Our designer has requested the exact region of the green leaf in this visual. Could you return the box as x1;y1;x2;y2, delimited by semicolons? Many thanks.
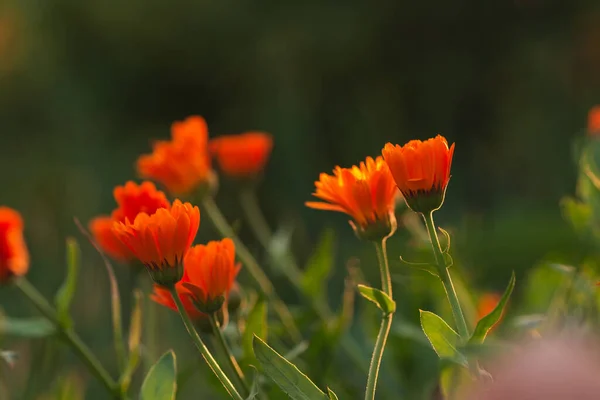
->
245;367;260;400
438;227;451;253
419;310;467;366
54;238;80;326
119;290;143;392
561;197;592;233
0;316;55;338
301;229;335;299
398;256;439;277
469;272;515;345
326;388;339;400
242;298;268;364
357;284;396;315
140;350;177;400
252;336;327;400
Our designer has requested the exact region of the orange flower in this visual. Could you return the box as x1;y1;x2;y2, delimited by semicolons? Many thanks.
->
90;181;170;262
588;106;600;136
0;207;28;283
306;156;398;240
209;132;273;178
112;200;200;286
382;135;455;213
137;116;212;195
152;238;240;316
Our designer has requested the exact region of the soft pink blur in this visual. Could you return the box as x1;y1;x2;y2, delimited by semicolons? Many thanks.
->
465;336;600;399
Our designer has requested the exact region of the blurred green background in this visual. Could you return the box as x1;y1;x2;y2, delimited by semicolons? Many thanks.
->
1;0;600;398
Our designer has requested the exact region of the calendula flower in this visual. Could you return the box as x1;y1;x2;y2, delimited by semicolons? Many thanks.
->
112;200;200;286
306;156;398;240
89;181;170;262
0;207;28;283
137;116;213;195
588;106;600;136
153;238;240;316
382;135;455;214
209;132;273;178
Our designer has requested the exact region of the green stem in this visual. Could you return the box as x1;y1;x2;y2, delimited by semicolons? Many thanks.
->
208;314;251;398
422;211;470;340
167;286;244;400
15;277;122;399
201;196;302;342
364;240;394;400
238;190;369;373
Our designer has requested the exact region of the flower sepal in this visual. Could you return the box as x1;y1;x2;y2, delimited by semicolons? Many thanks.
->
350;212;397;242
183;282;226;314
404;187;447;214
148;261;184;287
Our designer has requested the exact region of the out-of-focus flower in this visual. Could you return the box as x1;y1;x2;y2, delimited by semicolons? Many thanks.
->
477;292;503;333
0;207;28;283
382;135;455;214
152;238;240;317
89;181;170;262
137;116;212;195
588;106;600;136
306;156;398;240
112;200;200;286
209;132;273;178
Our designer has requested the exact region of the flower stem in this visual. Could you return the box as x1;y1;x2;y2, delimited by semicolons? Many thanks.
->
15;277;123;399
201;196;302;342
208;314;251;398
364;239;394;400
168;285;243;400
422;211;470;340
238;189;368;373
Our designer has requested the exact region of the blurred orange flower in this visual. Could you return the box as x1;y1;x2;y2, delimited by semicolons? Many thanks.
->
209;132;273;178
0;207;28;283
477;292;503;332
137;116;212;195
89;181;170;262
152;238;240;316
306;156;398;239
588;106;600;136
112;200;200;286
382;135;455;213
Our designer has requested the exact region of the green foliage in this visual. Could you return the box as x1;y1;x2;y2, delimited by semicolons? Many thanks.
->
326;388;339;400
357;285;396;315
119;290;143;393
419;311;467;367
469;272;515;345
0;316;55;338
54;238;80;327
253;336;328;400
301;229;335;300
242;297;268;365
140;351;177;400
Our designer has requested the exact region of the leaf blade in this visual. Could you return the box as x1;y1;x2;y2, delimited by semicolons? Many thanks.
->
253;336;327;400
140;350;177;400
469;272;515;345
420;310;467;366
54;238;81;326
357;284;396;315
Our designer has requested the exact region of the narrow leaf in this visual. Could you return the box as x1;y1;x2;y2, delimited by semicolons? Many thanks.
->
253;336;327;400
398;256;439;277
119;290;143;392
140;350;177;400
469;272;515;345
420;310;467;366
54;238;80;326
245;366;260;400
327;388;339;400
301;229;335;299
357;284;396;315
242;298;268;363
0;316;55;338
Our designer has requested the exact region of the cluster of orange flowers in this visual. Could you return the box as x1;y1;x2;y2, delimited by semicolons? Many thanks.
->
0;116;273;320
307;135;455;239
